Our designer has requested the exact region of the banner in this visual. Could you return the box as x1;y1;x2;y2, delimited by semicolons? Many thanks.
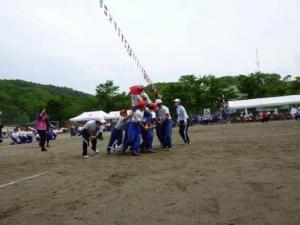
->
98;1;161;97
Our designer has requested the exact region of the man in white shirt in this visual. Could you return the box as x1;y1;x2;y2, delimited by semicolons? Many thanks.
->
174;99;190;145
156;99;173;150
81;118;106;158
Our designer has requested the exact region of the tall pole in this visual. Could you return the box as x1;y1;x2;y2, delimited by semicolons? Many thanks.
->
256;49;261;72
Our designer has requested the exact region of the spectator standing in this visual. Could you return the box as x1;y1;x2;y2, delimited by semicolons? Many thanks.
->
35;108;49;152
174;99;191;145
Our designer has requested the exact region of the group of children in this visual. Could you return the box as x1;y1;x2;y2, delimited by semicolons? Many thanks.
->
9;127;58;146
81;85;190;158
10;128;34;145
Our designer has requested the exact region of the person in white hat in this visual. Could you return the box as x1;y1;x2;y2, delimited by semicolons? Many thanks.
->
155;99;173;150
81;118;106;158
174;98;190;145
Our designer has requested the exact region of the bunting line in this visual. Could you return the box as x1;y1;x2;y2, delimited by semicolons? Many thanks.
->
98;0;161;97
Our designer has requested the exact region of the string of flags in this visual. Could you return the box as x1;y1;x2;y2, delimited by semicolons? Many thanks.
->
99;0;161;98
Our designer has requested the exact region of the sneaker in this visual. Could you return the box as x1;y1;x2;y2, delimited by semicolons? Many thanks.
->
147;150;156;153
92;149;100;154
107;148;111;155
131;152;140;156
41;148;47;152
166;146;172;151
83;155;90;159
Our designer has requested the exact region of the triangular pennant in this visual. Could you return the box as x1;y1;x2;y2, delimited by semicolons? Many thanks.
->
104;5;108;16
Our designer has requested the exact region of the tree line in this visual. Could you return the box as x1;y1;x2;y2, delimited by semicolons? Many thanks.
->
95;72;300;118
0;73;299;125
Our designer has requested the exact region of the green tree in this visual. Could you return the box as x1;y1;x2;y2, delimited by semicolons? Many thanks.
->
95;80;130;112
45;96;70;123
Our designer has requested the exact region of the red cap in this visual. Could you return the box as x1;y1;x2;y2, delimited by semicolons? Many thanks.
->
138;100;146;108
149;103;157;110
130;85;144;95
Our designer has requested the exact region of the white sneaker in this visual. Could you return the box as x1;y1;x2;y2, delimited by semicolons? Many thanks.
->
83;155;90;159
112;144;122;152
93;149;100;154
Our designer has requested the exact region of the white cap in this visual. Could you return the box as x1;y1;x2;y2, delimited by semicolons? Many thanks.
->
173;98;181;102
155;99;163;104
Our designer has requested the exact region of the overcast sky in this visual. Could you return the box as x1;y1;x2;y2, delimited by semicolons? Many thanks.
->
0;0;300;94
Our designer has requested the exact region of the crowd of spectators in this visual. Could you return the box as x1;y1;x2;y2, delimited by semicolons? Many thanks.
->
0;126;59;145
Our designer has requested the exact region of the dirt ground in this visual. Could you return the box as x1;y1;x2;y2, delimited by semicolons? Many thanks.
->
0;121;300;225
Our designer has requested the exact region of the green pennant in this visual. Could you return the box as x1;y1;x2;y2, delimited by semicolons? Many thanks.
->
100;0;103;8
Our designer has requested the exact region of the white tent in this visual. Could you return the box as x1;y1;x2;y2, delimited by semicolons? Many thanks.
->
70;110;109;122
107;111;121;120
228;95;300;110
107;110;133;120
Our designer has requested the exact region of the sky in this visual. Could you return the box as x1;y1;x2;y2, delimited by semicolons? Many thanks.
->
0;0;300;94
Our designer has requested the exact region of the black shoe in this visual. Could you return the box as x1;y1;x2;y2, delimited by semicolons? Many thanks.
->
41;148;47;152
147;150;156;153
131;152;140;156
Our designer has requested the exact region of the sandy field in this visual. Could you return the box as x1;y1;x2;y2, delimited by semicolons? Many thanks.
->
0;121;300;225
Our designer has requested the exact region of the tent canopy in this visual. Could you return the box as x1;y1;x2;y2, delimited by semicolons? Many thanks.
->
70;110;109;122
107;110;132;120
107;111;121;120
228;95;300;109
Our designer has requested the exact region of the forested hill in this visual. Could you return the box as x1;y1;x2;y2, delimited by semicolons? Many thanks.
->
1;73;300;125
0;79;98;125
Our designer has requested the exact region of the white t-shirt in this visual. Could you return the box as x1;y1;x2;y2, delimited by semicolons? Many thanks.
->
26;131;33;137
115;116;128;131
176;105;189;122
84;120;99;133
12;132;20;141
158;105;171;120
132;109;144;123
151;111;156;119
